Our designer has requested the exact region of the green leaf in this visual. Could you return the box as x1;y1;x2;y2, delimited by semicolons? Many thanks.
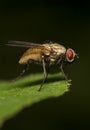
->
0;73;69;127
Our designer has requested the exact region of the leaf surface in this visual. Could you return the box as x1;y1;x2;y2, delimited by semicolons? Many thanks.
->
0;73;69;126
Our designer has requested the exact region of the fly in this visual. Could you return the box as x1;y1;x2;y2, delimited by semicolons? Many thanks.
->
6;41;78;91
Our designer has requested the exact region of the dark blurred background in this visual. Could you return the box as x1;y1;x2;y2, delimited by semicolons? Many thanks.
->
0;1;90;130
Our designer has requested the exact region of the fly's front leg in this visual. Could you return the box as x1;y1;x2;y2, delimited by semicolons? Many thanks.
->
60;63;68;80
60;63;72;86
38;58;48;91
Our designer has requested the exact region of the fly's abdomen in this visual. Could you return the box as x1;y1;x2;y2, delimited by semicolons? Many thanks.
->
19;48;42;64
19;53;42;64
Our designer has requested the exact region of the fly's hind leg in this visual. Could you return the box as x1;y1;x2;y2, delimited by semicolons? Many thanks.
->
11;63;29;82
38;59;48;91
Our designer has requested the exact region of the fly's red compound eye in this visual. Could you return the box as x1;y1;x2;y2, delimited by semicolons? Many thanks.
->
66;48;75;62
67;49;73;60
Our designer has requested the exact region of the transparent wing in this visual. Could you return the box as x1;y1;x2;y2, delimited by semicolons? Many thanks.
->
7;41;42;48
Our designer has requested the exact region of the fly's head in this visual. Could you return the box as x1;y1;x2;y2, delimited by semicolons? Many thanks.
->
66;48;79;63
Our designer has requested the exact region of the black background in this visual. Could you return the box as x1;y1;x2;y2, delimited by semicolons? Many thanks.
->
0;1;90;130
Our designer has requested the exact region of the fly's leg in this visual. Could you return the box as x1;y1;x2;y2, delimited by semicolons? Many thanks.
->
11;64;29;82
60;64;68;80
38;59;48;91
60;64;72;86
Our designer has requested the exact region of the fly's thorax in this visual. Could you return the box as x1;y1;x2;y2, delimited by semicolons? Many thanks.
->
43;43;66;56
42;43;66;66
49;43;66;55
46;43;66;65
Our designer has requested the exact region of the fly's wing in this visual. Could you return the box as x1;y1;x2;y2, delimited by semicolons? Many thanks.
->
7;41;42;48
